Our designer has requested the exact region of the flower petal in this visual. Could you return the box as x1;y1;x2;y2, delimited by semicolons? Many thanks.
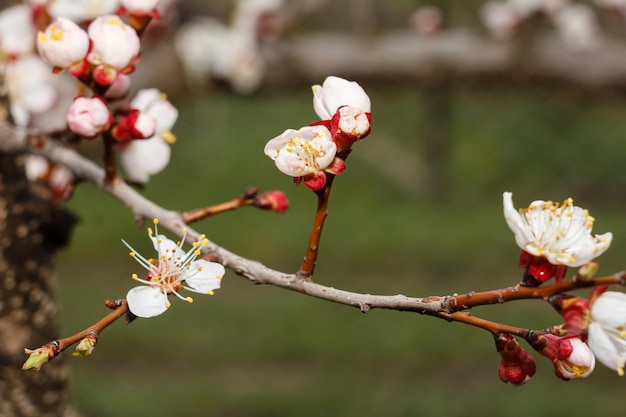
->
120;137;172;183
588;321;623;371
183;260;224;294
591;291;626;329
126;286;168;318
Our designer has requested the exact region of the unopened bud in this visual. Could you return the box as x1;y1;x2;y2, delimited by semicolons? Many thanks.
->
73;333;98;357
494;333;536;385
254;190;289;213
575;262;599;282
22;344;57;371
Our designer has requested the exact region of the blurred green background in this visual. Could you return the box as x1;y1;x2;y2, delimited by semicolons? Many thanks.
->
57;88;626;417
46;0;626;416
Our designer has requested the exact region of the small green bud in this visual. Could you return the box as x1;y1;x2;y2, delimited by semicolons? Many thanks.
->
22;347;54;371
73;334;97;357
576;262;599;282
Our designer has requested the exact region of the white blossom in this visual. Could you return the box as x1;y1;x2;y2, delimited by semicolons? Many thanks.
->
503;192;612;267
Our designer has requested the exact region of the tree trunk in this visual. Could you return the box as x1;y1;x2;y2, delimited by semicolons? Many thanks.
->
0;149;78;417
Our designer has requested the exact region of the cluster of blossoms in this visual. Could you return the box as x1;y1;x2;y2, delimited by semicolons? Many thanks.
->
495;192;621;384
123;219;225;318
264;76;371;191
0;0;179;190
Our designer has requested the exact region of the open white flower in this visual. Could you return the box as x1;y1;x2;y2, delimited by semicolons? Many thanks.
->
312;76;371;120
588;291;626;376
264;125;337;177
503;192;612;267
123;220;224;318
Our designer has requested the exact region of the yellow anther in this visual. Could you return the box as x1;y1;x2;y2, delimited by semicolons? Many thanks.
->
37;32;47;43
129;252;136;257
153;218;159;225
572;365;589;378
132;273;139;280
162;130;176;144
207;290;214;295
193;242;200;247
202;238;209;246
166;301;172;308
107;17;125;28
198;234;206;240
50;28;63;41
197;266;203;271
185;297;194;303
194;249;201;256
147;227;153;235
217;275;223;280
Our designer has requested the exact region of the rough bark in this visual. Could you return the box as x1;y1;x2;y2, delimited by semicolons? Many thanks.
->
0;149;78;417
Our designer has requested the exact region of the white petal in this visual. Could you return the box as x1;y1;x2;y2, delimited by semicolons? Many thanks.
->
312;84;332;120
126;286;168;318
503;192;534;249
320;76;371;116
588;322;622;371
591;291;626;328
119;137;171;183
183;260;224;293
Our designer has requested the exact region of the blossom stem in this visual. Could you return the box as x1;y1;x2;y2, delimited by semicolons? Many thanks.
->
448;271;626;312
27;300;129;362
435;311;530;337
103;132;117;183
297;174;336;279
181;187;258;223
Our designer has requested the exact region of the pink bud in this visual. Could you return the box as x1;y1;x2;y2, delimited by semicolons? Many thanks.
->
66;96;112;138
494;333;536;385
37;17;89;69
254;191;289;213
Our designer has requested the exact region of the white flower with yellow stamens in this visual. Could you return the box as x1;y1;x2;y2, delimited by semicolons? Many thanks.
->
123;219;224;318
503;192;612;267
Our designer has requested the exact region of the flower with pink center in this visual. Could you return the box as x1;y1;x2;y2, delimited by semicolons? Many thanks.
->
87;15;140;85
66;96;112;138
264;125;345;191
123;220;224;318
37;18;90;71
587;290;626;376
312;76;371;120
503;192;612;285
